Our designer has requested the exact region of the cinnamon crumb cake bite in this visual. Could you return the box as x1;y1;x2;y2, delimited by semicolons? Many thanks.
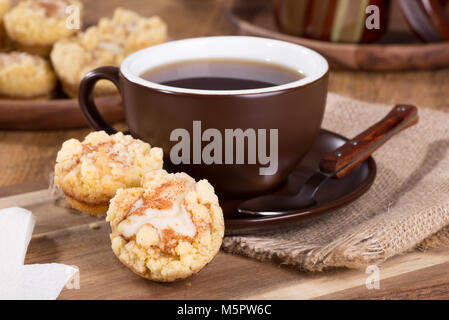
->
51;8;167;97
106;169;225;282
0;52;56;99
54;131;163;215
4;0;83;56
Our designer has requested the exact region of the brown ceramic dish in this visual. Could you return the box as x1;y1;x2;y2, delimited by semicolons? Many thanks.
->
79;36;329;199
227;0;449;70
399;0;449;42
0;94;122;130
273;0;391;43
223;129;377;235
420;0;449;39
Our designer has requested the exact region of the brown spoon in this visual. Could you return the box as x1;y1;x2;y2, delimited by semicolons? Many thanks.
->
238;105;419;216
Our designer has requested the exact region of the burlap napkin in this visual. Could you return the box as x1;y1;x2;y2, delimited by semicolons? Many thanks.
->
222;93;449;271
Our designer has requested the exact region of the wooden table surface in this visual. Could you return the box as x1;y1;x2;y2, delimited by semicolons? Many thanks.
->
1;0;449;300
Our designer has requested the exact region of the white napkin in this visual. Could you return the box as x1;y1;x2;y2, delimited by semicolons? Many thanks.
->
0;207;79;300
0;207;35;267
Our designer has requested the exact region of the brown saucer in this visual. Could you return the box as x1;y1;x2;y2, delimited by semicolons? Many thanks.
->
223;129;376;235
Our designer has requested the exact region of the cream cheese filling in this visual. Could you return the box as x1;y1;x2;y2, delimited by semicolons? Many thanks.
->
117;184;196;238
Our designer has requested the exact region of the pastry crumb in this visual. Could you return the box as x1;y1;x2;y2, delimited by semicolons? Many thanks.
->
89;223;100;230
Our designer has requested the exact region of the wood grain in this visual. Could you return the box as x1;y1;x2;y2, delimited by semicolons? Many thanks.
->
0;95;123;130
316;257;449;300
3;184;449;300
1;0;449;299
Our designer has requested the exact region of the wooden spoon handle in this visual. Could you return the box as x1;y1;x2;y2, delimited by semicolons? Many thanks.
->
319;105;419;178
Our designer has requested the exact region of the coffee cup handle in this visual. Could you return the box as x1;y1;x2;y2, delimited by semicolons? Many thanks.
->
78;66;121;134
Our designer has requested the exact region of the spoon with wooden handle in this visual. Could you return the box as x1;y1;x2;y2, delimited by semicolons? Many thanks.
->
238;105;419;216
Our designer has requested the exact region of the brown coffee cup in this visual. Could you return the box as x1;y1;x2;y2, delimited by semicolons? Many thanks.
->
79;36;329;199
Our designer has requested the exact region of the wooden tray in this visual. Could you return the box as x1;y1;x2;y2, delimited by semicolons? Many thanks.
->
226;0;449;71
0;94;123;131
2;181;449;299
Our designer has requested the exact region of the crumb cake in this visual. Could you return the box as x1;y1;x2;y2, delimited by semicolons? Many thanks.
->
0;0;10;48
51;8;167;97
4;0;83;56
107;169;225;282
54;131;163;215
0;52;56;99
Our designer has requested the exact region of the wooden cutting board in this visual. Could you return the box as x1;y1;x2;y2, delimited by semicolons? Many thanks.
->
2;182;449;299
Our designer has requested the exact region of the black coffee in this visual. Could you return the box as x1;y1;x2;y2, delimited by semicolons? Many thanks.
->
140;59;305;90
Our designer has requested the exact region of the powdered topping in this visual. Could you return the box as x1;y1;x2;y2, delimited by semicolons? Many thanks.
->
75;9;165;55
0;52;23;66
0;52;43;68
97;42;122;54
129;198;143;213
31;0;68;18
125;21;138;31
79;134;141;169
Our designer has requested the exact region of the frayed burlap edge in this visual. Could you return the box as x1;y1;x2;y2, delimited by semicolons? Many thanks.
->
417;226;449;250
222;208;449;272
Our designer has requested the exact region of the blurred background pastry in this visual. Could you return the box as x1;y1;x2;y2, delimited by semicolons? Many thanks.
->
51;8;167;97
0;51;56;99
4;0;82;57
54;131;163;215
